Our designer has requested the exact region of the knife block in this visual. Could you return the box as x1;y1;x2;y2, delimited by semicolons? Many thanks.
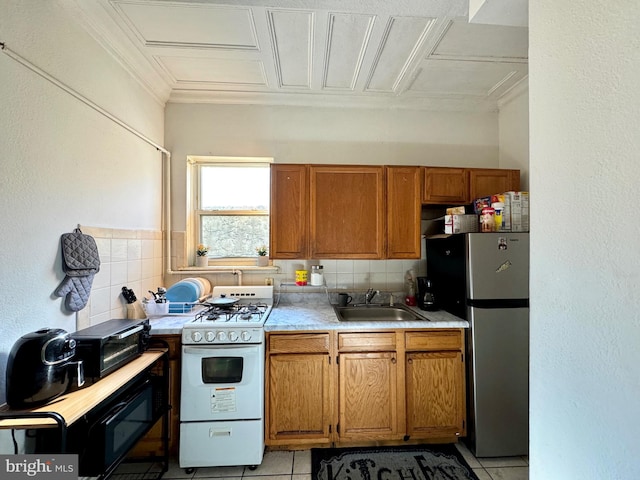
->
126;301;148;319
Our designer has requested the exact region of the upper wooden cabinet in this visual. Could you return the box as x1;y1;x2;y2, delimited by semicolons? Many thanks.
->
469;168;520;199
270;164;520;258
423;167;520;205
422;167;469;204
386;166;422;259
270;164;308;259
310;165;385;259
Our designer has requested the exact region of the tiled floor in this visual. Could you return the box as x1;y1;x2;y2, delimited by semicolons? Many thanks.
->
113;444;528;480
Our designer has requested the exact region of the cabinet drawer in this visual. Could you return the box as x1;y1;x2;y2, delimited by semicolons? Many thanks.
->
405;330;463;351
338;332;396;352
268;333;330;353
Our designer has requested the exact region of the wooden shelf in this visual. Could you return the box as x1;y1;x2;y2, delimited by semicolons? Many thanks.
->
0;350;166;429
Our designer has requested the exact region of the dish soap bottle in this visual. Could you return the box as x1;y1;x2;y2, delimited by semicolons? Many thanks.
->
404;270;417;306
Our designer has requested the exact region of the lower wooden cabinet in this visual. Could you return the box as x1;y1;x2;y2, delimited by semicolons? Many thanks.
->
406;352;465;438
129;335;181;458
265;328;466;448
405;330;466;439
266;333;332;446
338;352;399;440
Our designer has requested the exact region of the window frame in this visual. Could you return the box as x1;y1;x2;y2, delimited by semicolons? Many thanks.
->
187;156;273;267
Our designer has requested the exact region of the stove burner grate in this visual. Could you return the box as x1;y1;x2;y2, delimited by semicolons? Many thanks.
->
194;302;269;323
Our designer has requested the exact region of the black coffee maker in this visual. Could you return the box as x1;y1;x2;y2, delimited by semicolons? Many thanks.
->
417;277;437;311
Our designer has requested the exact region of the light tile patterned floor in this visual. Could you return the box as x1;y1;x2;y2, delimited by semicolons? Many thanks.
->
114;444;528;480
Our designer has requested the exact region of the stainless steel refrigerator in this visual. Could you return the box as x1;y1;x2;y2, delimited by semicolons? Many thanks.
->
426;232;529;457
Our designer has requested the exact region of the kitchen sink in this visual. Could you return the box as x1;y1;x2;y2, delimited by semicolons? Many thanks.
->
333;304;427;322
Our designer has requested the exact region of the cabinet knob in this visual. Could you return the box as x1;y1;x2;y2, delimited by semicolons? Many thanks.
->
407;358;413;364
391;357;396;364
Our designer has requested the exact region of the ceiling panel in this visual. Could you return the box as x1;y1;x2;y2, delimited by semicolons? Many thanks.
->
67;0;529;111
365;16;436;93
432;20;528;61
323;13;375;90
268;9;313;88
115;2;258;49
158;56;267;85
410;59;524;96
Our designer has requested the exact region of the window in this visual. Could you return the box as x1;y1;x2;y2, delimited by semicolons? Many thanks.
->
188;156;272;266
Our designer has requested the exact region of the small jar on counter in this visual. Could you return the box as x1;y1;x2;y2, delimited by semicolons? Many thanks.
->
310;265;324;286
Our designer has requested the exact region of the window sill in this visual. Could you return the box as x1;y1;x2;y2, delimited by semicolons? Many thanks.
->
178;265;280;272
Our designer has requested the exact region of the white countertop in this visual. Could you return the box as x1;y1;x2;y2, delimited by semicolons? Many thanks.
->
147;295;467;336
264;303;467;331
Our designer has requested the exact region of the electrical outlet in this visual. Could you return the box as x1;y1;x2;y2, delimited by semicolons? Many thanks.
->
264;277;273;286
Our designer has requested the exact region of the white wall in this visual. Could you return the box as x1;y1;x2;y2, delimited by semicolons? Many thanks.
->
165;103;500;229
530;2;640;478
0;0;164;418
498;80;529;190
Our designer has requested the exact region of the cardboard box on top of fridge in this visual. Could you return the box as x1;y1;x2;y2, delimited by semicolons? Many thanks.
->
505;191;529;232
473;196;492;214
445;214;480;234
446;206;466;215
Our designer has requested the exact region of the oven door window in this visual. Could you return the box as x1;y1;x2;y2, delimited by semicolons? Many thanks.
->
201;356;243;383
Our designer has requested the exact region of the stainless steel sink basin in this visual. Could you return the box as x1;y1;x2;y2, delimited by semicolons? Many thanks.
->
333;304;427;322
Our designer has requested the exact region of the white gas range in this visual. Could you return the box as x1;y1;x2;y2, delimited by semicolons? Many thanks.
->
179;286;273;472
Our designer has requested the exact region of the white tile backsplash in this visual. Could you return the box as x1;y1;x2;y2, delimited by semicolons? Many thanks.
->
111;239;128;262
76;227;164;329
127;239;142;260
353;260;370;273
127;259;142;282
110;261;128;285
90;287;110;317
271;257;424;294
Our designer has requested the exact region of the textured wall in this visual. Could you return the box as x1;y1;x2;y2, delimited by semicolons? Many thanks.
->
0;0;164;434
530;2;640;478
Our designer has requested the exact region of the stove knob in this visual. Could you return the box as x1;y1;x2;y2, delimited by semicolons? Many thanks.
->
192;331;203;342
228;331;239;342
205;331;215;342
241;331;252;342
216;331;227;342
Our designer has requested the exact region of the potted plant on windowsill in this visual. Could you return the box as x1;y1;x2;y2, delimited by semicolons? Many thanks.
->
196;244;209;267
256;245;268;267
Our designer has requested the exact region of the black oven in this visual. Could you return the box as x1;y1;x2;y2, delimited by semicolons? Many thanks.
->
33;371;165;477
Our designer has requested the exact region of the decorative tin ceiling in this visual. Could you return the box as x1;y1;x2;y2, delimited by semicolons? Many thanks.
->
67;0;528;111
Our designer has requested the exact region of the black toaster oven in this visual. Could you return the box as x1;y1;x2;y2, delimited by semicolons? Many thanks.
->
71;318;150;384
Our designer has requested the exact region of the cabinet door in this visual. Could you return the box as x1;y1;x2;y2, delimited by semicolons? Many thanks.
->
338;352;398;440
310;166;384;258
422;167;469;204
267;353;331;445
406;351;465;438
469;168;520;199
270;164;308;259
386;166;421;259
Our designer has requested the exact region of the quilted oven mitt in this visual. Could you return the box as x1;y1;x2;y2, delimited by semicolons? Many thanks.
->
55;274;95;312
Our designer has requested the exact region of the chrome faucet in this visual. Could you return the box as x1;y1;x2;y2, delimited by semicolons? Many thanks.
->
364;288;378;305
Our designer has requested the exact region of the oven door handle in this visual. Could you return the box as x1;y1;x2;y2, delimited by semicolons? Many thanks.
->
110;325;143;340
